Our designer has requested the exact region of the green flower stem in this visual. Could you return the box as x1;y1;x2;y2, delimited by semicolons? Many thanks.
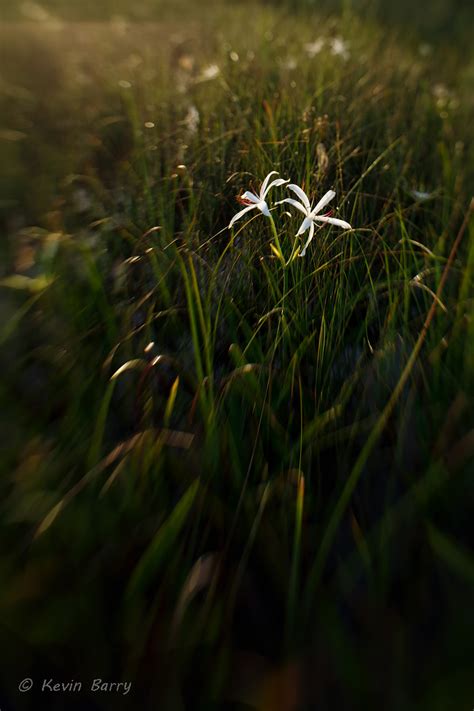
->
268;213;285;265
268;212;289;313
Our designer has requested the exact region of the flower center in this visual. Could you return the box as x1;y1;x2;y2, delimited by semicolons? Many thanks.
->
237;196;254;206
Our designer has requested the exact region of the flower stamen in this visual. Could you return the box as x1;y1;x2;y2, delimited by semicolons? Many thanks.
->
237;196;254;206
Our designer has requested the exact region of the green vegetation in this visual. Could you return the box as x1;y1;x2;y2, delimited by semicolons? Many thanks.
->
0;1;473;708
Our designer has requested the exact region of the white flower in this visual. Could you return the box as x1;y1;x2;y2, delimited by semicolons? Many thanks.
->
229;171;289;229
329;36;350;60
304;39;325;57
196;64;220;83
304;36;350;61
183;105;200;134
278;184;351;256
411;189;433;201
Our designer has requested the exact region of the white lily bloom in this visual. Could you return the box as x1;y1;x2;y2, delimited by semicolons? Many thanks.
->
329;36;350;60
304;36;350;61
229;171;289;229
411;189;433;201
196;64;220;83
278;184;351;256
183;105;200;134
304;39;325;57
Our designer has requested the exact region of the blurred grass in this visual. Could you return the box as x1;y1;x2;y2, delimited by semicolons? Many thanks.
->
0;0;473;709
2;0;474;41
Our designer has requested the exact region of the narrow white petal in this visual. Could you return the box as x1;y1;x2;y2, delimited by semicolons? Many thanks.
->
288;184;311;209
315;215;351;229
262;178;289;198
259;171;279;199
311;190;336;216
257;200;271;217
276;198;308;215
299;222;315;257
229;204;257;228
296;216;313;236
240;191;260;204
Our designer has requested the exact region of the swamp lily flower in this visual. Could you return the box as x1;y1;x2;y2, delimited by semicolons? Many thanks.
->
304;38;325;57
411;189;433;201
196;64;221;83
304;36;350;60
329;36;350;60
278;184;351;256
229;171;289;229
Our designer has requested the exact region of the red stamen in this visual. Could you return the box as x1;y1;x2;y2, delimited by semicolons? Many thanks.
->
237;195;254;206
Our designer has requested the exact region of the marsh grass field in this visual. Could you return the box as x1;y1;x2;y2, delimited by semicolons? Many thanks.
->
0;0;473;708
